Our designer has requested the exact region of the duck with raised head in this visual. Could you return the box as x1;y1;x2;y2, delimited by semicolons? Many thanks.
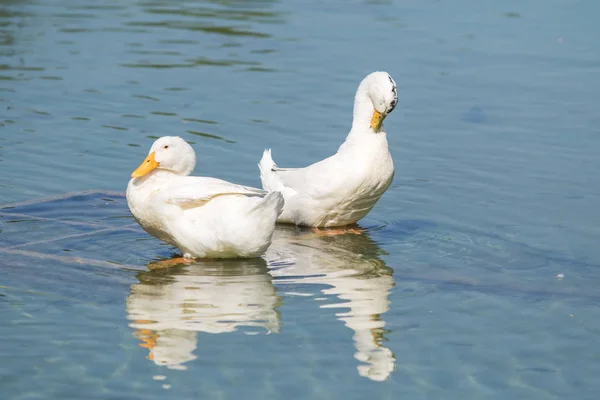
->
126;136;284;260
258;71;398;234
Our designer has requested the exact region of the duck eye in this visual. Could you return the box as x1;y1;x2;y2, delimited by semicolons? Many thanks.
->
164;145;169;149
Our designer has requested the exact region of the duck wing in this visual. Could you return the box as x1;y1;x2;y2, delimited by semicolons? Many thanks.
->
162;177;268;210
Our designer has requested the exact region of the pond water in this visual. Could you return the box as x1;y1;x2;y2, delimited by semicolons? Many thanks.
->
1;0;600;399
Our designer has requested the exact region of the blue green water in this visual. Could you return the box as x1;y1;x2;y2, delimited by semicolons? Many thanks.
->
1;0;600;398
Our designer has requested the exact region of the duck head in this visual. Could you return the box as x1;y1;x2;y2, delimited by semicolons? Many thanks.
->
131;136;197;178
353;71;398;133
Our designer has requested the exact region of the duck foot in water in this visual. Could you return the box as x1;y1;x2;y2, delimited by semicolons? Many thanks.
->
147;257;195;270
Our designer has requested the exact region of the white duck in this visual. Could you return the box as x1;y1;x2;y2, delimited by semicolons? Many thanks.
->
259;71;398;233
126;136;284;260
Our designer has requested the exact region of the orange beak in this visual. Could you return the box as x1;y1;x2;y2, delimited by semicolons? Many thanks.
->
370;110;384;132
131;151;159;178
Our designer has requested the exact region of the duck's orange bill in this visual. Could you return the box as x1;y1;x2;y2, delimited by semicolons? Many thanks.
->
370;110;384;132
131;151;159;178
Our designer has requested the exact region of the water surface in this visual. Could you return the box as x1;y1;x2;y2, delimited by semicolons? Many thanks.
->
1;0;600;398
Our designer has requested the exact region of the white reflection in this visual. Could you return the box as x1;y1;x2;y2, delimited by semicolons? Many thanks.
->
126;259;280;370
266;226;396;382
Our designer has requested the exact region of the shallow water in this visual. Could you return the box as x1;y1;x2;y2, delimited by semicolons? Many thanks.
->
1;0;600;398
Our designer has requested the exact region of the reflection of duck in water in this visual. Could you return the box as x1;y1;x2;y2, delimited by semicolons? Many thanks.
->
266;226;396;382
126;258;281;370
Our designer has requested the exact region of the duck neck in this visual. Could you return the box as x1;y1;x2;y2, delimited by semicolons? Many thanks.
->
349;83;383;138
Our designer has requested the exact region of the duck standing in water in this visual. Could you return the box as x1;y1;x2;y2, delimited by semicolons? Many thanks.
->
259;71;398;234
127;136;284;260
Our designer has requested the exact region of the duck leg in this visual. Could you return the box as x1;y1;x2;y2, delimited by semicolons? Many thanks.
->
147;256;195;270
